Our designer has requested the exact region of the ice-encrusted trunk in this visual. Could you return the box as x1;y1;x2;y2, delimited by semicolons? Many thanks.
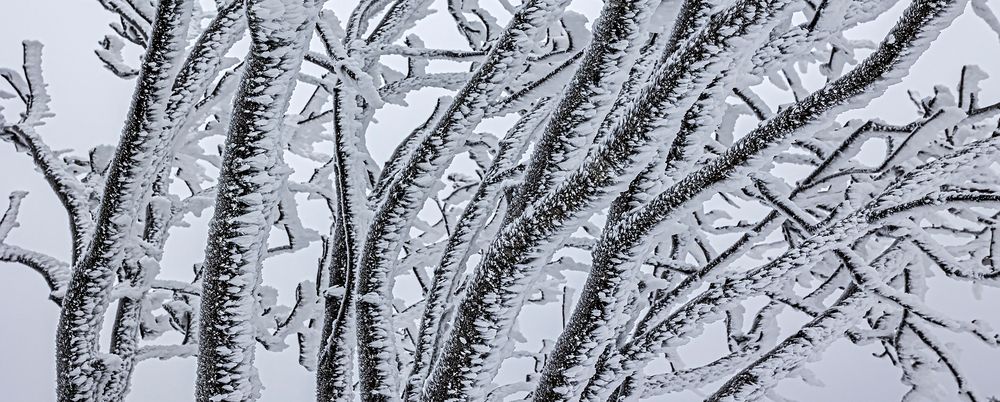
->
314;84;369;402
54;0;192;399
402;101;550;401
2;0;998;398
508;0;659;217
102;3;247;400
424;0;796;399
314;1;439;397
530;0;801;399
350;0;572;398
195;0;321;400
578;0;968;398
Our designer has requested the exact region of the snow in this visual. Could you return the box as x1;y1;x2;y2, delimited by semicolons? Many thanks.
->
195;0;321;401
3;0;999;399
51;0;196;398
404;100;550;401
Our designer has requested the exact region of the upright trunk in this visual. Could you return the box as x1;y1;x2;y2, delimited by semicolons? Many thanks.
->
54;0;192;399
195;0;321;400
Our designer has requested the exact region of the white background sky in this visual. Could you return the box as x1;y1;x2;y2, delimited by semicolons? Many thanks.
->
2;0;1000;400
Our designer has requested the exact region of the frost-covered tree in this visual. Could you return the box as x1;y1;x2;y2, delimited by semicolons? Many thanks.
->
3;0;1000;400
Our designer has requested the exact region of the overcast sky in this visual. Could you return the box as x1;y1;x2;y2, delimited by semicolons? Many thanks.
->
2;0;1000;401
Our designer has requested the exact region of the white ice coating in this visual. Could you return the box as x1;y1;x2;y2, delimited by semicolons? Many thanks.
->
3;0;998;399
54;0;193;399
352;0;573;398
195;0;322;401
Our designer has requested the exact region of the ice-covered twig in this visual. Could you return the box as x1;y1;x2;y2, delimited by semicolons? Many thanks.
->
97;0;153;45
96;35;140;78
840;248;1000;346
376;44;485;60
0;243;71;303
136;344;198;362
0;191;70;302
150;279;201;295
0;191;27;242
903;320;984;401
1;42;93;261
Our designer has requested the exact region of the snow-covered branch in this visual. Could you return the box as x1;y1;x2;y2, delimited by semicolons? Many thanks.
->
3;0;999;399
